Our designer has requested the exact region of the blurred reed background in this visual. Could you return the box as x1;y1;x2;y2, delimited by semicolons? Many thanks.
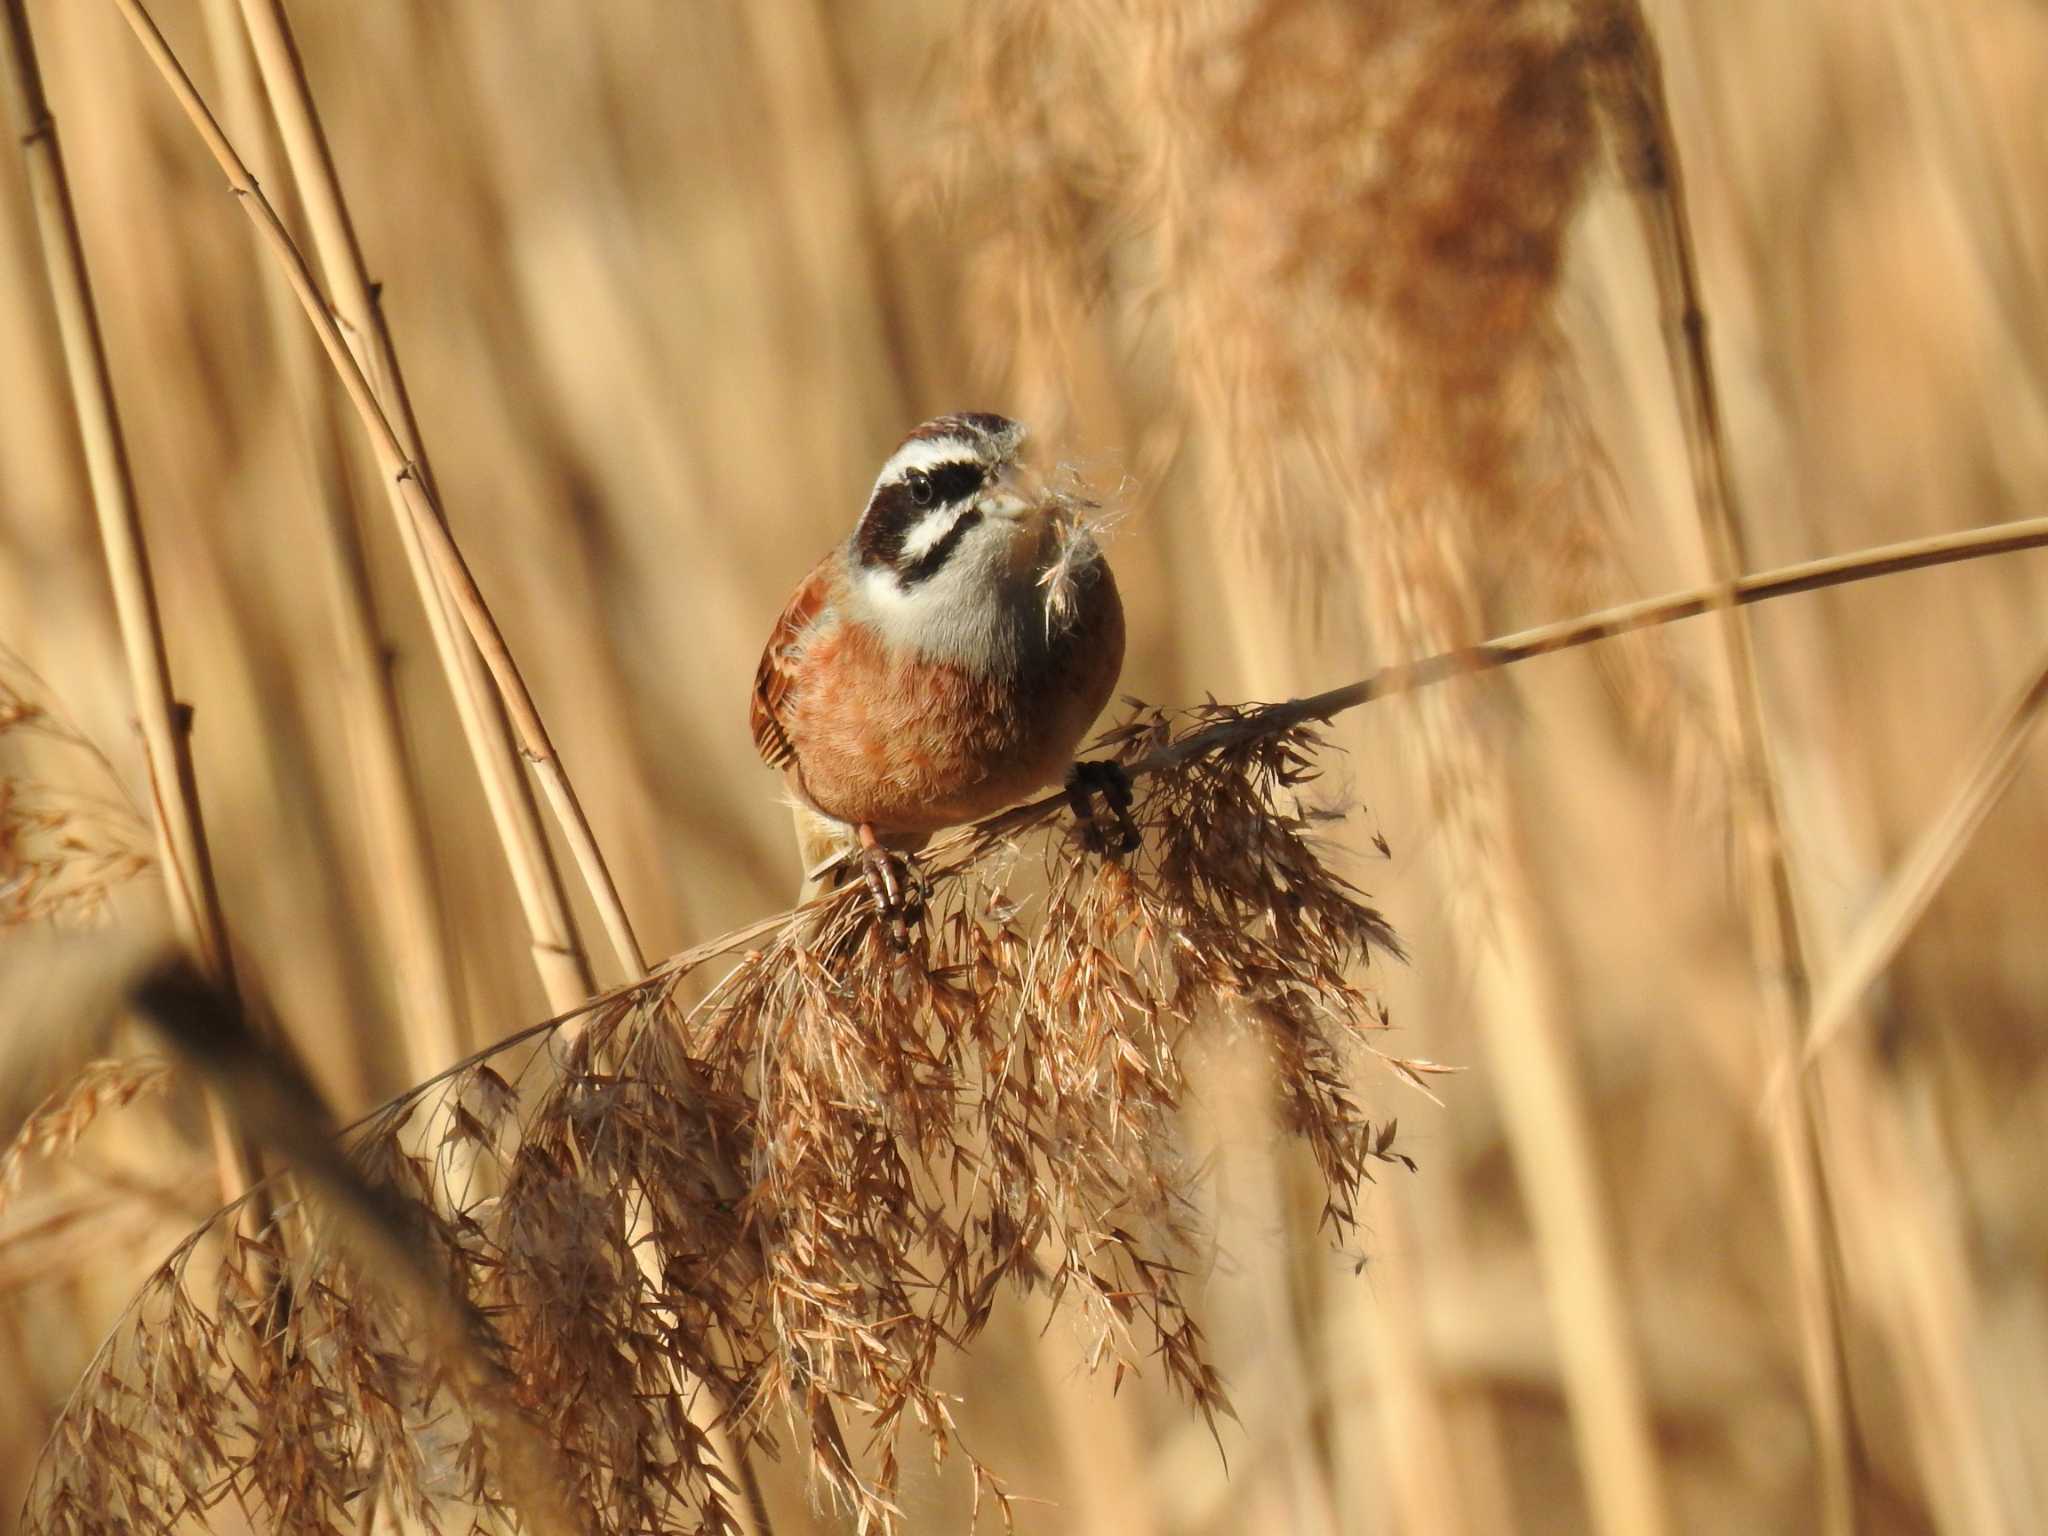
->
3;0;2046;1532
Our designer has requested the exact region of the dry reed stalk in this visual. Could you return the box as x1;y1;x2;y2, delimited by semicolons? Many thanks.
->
187;19;780;1512
799;0;923;412
192;0;466;1076
1196;1056;1343;1536
1795;641;2048;1070
736;0;916;436
221;0;598;1015
1814;1043;2021;1535
1595;9;1855;1528
105;0;637;995
1334;1186;1472;1536
0;1;225;990
1468;858;1671;1536
1117;508;2048;774
0;0;256;1209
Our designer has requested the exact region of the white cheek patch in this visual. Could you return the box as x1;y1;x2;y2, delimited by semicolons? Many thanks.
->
898;507;968;562
853;559;993;664
854;563;927;636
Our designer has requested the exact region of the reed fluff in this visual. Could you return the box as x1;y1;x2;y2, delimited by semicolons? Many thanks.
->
0;655;152;929
17;706;1410;1536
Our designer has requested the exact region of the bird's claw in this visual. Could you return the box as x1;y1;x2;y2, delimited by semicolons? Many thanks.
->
856;836;925;949
1065;760;1141;857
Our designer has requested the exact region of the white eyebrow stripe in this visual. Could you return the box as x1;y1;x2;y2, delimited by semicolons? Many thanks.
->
870;437;978;495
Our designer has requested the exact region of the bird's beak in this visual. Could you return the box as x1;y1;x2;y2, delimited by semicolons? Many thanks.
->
982;459;1048;521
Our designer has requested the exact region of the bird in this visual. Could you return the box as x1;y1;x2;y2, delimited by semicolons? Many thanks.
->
750;412;1130;937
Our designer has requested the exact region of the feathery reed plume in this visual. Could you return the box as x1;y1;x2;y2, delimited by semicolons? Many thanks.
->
0;655;153;930
0;1058;174;1215
129;957;578;1536
938;14;1664;1525
22;700;1409;1536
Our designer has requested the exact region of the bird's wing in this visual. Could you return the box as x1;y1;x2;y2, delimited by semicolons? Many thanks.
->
750;555;833;770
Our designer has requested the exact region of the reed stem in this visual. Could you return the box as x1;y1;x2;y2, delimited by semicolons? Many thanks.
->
1;0;253;1205
223;0;597;1017
1604;10;1854;1525
194;0;467;1076
109;0;643;990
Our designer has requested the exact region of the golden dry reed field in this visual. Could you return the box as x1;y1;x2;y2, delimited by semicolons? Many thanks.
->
2;1;2046;1533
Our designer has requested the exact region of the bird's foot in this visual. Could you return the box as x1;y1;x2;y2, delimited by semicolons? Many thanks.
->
1065;760;1141;857
856;824;925;948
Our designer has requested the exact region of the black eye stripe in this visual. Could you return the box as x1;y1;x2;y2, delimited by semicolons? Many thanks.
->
898;509;983;586
854;458;989;570
923;462;985;505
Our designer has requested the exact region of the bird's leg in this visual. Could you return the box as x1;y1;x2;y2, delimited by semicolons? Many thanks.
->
1065;760;1141;856
856;822;924;947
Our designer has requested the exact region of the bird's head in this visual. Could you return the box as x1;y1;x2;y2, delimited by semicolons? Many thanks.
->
848;412;1068;655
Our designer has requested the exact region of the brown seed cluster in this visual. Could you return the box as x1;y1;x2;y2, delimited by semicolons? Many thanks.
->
17;704;1410;1535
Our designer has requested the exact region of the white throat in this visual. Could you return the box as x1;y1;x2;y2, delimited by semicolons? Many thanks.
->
852;535;1026;666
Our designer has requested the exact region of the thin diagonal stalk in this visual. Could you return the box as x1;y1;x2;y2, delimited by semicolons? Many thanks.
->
1797;642;2048;1068
0;0;253;1204
1602;8;1854;1529
615;511;2048;1010
114;3;778;1521
350;504;2048;1150
925;507;2048;861
223;0;596;1014
108;0;643;990
705;513;2048;976
194;0;466;1075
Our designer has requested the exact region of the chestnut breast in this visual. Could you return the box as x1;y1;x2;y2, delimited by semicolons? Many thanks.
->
781;564;1124;836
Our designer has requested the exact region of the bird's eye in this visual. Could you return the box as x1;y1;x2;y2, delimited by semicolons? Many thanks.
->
906;468;934;506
